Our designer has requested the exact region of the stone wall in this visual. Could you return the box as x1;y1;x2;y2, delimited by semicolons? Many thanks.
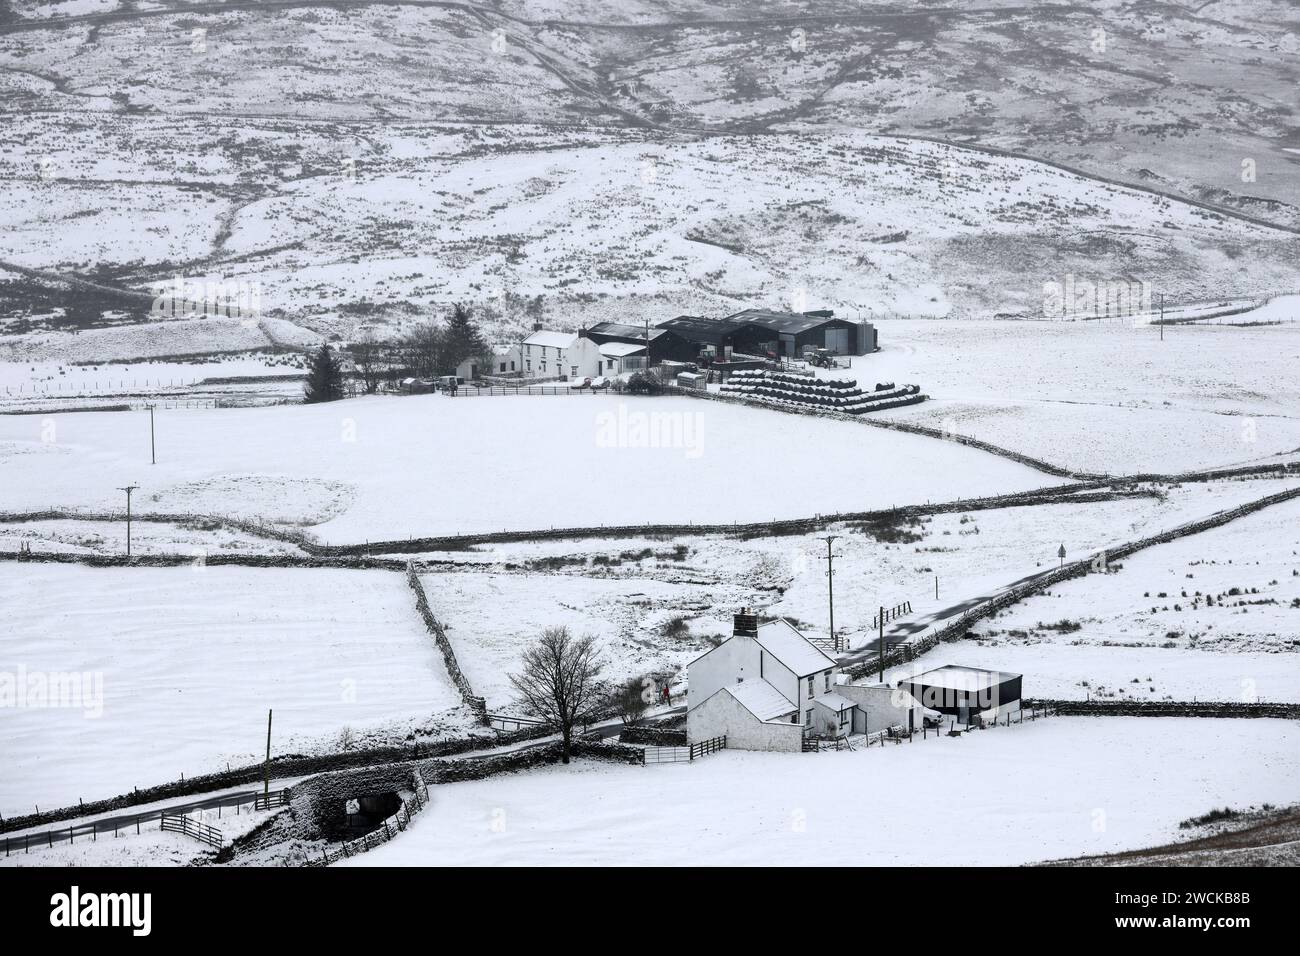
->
619;725;689;746
228;739;647;857
845;484;1300;683
405;561;484;718
1024;699;1300;719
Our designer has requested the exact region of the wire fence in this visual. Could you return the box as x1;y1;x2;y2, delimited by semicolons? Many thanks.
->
447;384;623;397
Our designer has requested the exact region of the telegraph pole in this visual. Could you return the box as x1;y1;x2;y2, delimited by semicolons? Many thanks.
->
145;403;156;465
264;709;273;797
819;535;839;652
117;484;139;557
878;604;885;682
1158;292;1164;342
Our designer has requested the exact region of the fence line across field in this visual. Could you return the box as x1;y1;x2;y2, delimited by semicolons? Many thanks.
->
2;787;290;857
447;384;626;397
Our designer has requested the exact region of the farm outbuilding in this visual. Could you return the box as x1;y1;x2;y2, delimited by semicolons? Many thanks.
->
656;310;877;360
582;322;697;364
724;309;876;359
899;665;1023;726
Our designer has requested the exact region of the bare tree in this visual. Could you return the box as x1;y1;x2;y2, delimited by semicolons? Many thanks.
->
400;321;443;379
509;627;604;764
350;328;386;394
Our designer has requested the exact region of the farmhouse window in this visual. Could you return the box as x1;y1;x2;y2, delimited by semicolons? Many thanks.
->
824;672;830;692
804;710;813;726
571;366;578;376
807;676;814;698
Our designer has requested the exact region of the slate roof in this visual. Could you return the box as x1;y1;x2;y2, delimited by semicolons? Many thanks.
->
524;330;578;349
754;619;837;678
902;665;1021;692
724;681;798;721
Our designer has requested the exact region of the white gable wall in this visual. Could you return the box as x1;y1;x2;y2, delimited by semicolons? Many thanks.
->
687;688;802;752
688;635;763;712
837;684;922;735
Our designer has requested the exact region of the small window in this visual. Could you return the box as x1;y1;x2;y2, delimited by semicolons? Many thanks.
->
824;672;831;692
807;676;814;698
571;366;578;376
499;363;506;373
804;709;813;726
790;714;798;724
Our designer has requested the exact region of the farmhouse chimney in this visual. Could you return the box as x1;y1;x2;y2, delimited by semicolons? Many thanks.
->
533;322;543;332
733;609;758;637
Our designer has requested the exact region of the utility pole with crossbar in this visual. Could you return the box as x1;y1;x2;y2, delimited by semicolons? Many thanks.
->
117;484;139;557
819;535;839;652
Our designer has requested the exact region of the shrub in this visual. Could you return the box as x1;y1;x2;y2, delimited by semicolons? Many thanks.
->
1179;807;1240;829
660;616;690;640
626;371;663;395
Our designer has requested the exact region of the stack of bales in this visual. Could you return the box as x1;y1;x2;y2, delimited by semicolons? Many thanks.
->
720;369;923;415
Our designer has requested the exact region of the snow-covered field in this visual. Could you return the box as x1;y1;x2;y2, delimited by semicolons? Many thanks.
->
425;571;745;707
344;717;1300;866
0;394;1053;540
680;477;1300;652
976;491;1300;654
925;494;1300;702
868;314;1300;474
0;564;459;815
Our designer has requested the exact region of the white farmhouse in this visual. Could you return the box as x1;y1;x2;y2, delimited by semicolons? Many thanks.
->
520;328;603;381
687;611;855;752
